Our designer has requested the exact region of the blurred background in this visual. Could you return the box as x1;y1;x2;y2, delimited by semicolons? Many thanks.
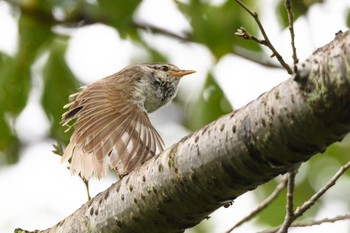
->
1;0;350;232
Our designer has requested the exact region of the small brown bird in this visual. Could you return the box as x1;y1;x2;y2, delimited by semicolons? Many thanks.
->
61;63;195;180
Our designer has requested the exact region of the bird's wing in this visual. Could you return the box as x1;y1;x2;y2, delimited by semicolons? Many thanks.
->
61;82;164;179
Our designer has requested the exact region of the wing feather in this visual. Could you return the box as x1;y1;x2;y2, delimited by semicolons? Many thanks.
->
92;112;134;161
61;80;165;179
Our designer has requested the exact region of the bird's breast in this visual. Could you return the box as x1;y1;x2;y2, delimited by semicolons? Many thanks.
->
141;80;179;113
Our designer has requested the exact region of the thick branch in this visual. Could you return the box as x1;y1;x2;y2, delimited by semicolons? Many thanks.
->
16;31;350;233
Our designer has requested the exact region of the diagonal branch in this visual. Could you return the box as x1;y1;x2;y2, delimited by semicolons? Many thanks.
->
293;160;350;219
261;160;350;233
234;0;293;74
7;0;282;70
225;176;288;233
15;31;350;233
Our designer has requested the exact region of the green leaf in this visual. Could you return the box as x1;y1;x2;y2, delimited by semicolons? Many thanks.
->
177;0;259;59
0;114;21;164
185;72;232;131
0;58;31;115
0;52;11;65
97;0;142;37
346;9;350;29
18;12;53;65
0;11;53;163
0;54;30;164
0;10;53;116
136;40;168;63
42;39;79;145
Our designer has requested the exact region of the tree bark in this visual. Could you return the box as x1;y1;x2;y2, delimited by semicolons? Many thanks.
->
15;30;350;233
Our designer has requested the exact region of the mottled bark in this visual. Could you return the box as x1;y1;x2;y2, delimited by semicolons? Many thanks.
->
15;31;350;233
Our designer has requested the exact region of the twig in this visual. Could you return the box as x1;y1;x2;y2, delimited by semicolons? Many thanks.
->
293;160;350;218
235;27;268;45
225;176;288;233
7;0;284;69
233;46;283;69
261;213;350;233
277;168;298;233
234;0;293;74
261;160;350;233
292;213;350;227
284;0;299;73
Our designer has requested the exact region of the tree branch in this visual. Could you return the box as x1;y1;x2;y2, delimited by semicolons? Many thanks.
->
6;0;283;70
293;160;350;220
15;31;350;233
284;0;299;72
225;176;288;233
261;161;350;233
234;0;293;74
277;168;298;233
291;213;350;227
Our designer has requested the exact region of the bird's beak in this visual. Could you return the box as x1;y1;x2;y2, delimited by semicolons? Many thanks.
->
170;70;196;79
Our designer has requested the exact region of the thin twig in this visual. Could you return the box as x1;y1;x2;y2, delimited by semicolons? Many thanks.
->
235;27;268;45
277;168;298;233
234;0;293;74
261;160;350;233
233;46;282;69
293;160;350;218
225;176;288;233
261;213;350;233
284;0;299;73
292;212;350;227
7;0;284;69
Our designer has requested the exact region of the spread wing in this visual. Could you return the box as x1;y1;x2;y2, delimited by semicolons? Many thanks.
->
61;81;164;179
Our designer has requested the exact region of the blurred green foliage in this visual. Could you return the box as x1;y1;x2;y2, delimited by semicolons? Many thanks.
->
1;0;263;163
186;72;232;131
0;0;348;232
42;38;79;145
277;0;324;27
177;0;259;58
255;174;319;227
346;8;350;28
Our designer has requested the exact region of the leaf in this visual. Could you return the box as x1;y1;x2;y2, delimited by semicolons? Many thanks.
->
0;114;21;164
97;0;142;37
346;9;350;28
0;10;52;115
42;39;80;145
185;72;233;131
0;51;30;163
177;0;260;59
17;12;53;64
137;41;168;63
0;11;53;163
0;58;31;115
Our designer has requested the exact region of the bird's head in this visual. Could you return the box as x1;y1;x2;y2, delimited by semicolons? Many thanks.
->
134;63;196;112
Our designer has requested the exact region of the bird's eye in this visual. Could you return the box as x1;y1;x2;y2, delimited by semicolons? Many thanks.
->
160;65;169;71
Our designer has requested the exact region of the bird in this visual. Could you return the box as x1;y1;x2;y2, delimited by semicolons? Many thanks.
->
61;63;195;180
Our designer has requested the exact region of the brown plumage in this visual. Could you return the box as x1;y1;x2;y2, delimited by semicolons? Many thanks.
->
61;63;195;180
